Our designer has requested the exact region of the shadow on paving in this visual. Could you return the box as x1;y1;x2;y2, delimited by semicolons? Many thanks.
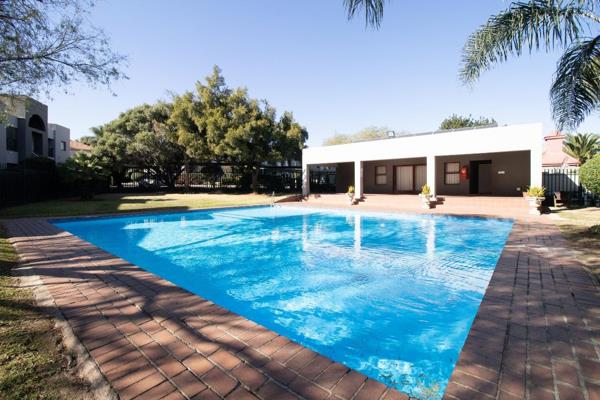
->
6;222;403;400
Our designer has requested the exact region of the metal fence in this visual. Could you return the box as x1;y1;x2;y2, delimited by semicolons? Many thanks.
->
113;164;303;193
542;168;599;206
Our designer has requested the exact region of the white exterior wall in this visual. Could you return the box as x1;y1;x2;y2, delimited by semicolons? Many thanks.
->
302;123;544;196
0;115;19;168
48;123;71;164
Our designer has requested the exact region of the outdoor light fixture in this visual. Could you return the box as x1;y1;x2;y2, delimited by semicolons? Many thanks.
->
387;130;396;138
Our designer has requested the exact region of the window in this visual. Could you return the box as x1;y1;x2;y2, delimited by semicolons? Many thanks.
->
375;165;387;185
60;141;67;151
445;162;460;185
6;126;18;151
48;138;55;158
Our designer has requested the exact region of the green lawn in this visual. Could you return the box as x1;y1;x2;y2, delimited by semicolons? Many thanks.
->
0;229;92;399
553;207;600;278
0;192;286;219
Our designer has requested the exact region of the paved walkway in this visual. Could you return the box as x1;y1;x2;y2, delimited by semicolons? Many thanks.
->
301;194;532;218
3;211;600;400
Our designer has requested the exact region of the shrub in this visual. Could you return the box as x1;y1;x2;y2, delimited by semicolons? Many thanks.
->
589;225;600;235
527;186;546;198
22;157;55;171
580;155;600;195
58;153;108;200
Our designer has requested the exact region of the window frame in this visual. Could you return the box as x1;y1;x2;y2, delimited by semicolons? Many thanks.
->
444;162;460;185
5;126;18;152
60;141;67;151
374;165;387;185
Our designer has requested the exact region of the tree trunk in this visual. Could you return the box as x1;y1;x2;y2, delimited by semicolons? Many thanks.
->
184;161;190;190
251;168;259;193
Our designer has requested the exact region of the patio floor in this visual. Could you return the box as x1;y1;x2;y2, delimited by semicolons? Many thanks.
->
301;194;532;218
2;207;600;400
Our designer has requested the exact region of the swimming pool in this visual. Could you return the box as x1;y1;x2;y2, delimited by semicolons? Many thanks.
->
55;206;512;398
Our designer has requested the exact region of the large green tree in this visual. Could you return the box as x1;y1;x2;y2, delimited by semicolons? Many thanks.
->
0;0;126;96
129;122;186;189
92;130;130;189
92;103;184;188
170;67;231;163
277;111;309;164
170;67;308;192
563;132;600;164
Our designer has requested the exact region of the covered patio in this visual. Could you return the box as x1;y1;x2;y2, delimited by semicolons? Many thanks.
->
302;123;543;200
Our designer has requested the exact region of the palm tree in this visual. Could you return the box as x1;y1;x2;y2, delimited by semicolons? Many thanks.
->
563;132;600;163
344;1;600;131
461;0;600;131
343;0;387;28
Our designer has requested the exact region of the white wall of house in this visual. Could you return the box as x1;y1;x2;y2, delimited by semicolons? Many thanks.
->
48;124;71;164
0;115;20;168
302;123;544;197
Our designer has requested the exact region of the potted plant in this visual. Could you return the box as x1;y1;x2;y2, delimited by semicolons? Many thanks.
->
526;186;546;215
419;184;436;209
347;185;355;205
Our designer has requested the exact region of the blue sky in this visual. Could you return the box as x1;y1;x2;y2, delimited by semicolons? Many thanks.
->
41;0;600;146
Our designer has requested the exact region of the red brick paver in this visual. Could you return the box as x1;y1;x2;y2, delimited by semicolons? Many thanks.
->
444;221;600;400
3;214;599;400
3;218;407;399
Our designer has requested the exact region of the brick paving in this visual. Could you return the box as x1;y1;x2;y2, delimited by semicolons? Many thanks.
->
444;220;600;400
3;211;599;400
3;219;408;400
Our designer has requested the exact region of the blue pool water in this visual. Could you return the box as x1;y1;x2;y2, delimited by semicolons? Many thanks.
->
55;206;512;398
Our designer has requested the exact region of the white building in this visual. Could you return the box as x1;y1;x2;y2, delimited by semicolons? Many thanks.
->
0;96;71;168
48;124;71;164
302;123;543;198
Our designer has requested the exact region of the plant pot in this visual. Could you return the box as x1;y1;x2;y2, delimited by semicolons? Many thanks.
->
347;193;355;205
420;194;436;209
526;196;544;215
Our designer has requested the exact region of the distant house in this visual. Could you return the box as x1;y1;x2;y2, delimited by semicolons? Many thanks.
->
542;131;579;169
70;140;92;157
0;96;71;168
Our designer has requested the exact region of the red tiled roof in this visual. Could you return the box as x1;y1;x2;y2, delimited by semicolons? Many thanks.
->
70;140;92;151
542;131;579;167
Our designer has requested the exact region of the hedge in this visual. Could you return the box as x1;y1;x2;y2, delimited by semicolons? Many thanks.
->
580;155;600;195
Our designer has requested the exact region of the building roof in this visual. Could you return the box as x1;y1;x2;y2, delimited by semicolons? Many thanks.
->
70;140;92;152
542;131;579;167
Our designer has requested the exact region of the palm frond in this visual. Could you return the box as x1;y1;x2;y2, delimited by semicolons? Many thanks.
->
343;0;386;28
461;0;587;84
563;132;600;163
551;36;600;130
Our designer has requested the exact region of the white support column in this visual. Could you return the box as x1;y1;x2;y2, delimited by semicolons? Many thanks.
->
530;147;543;188
426;154;436;196
354;160;363;199
302;161;310;197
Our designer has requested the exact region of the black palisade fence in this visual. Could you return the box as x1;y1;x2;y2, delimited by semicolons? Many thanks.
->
542;168;599;206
